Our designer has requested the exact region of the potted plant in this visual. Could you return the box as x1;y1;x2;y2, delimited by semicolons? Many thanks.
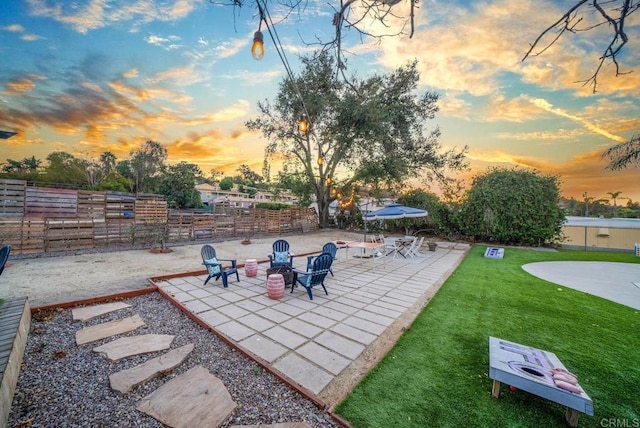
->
427;241;437;252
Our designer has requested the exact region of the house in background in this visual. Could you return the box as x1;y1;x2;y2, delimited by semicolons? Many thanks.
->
195;183;252;207
254;190;298;204
197;183;299;208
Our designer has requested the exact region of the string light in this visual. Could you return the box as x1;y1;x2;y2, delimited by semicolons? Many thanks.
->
298;114;309;134
251;31;264;60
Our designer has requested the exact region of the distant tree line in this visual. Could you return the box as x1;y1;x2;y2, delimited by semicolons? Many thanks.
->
0;141;270;210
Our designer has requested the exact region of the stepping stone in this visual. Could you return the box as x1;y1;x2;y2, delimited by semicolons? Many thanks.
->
137;365;236;428
75;314;145;345
93;334;175;362
72;302;131;322
109;343;194;394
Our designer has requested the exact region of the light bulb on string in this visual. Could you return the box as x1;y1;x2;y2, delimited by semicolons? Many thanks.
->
251;31;264;60
298;114;309;134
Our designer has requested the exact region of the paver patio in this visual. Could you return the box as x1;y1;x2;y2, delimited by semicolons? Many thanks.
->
154;242;470;405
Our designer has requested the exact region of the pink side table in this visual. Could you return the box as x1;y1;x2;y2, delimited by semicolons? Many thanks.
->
245;259;258;277
266;273;285;299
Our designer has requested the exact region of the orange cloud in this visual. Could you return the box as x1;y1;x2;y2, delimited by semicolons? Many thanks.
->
5;78;36;95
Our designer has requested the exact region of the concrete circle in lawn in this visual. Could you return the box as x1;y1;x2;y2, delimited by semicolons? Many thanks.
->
522;261;640;310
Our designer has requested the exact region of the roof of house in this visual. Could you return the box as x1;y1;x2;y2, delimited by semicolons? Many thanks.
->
564;216;640;228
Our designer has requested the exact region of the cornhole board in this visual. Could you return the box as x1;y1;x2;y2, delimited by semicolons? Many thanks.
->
484;247;504;259
489;337;593;427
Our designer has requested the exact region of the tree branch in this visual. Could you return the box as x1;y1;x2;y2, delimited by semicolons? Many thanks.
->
523;0;639;93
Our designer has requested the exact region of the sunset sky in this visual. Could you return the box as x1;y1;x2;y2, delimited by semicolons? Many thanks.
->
1;0;639;203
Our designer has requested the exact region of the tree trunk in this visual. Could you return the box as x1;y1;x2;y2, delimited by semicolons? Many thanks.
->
317;193;330;228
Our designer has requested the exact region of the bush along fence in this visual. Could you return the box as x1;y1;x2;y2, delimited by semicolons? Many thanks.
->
0;179;319;255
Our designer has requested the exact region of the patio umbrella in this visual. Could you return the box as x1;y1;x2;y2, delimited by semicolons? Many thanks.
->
363;203;428;221
362;203;428;240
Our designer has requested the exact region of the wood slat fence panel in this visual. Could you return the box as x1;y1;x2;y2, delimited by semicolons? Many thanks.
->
0;216;45;255
78;190;106;219
45;218;95;252
25;187;78;218
0;179;26;217
105;191;136;219
135;200;168;222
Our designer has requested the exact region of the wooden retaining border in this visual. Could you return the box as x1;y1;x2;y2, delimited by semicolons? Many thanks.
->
0;297;31;428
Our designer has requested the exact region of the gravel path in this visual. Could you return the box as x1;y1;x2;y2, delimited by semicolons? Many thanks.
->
8;293;341;427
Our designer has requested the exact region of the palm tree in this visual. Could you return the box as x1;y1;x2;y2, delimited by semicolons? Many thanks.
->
606;191;629;217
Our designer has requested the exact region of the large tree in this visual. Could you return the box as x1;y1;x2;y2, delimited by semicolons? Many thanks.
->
158;162;203;209
42;151;89;187
127;141;168;193
246;51;467;227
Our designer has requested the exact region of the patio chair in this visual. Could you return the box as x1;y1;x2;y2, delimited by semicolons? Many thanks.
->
404;237;420;258
383;238;400;259
0;244;11;278
201;244;239;288
306;242;337;276
268;239;294;268
408;237;425;257
292;253;333;300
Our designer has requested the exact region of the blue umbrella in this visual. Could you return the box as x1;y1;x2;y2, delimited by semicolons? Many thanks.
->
363;203;428;221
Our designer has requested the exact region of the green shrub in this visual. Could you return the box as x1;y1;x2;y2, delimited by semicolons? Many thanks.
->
254;202;293;210
458;167;565;245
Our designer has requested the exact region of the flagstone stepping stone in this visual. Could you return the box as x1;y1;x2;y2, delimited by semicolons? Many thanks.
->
72;302;131;322
137;365;237;428
75;314;145;345
93;334;175;362
109;343;194;394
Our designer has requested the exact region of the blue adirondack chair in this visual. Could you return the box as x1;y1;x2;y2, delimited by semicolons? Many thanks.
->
292;253;333;300
0;245;11;278
268;239;294;268
306;242;337;277
201;244;239;288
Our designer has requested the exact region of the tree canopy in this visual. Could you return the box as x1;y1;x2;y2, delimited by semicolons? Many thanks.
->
246;51;467;227
158;162;203;209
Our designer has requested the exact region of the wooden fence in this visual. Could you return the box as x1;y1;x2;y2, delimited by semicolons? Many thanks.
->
0;180;319;255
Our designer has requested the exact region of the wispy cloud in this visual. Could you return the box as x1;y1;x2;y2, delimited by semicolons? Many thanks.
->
3;24;25;32
145;34;182;50
146;65;197;84
213;37;248;59
25;0;200;34
531;98;627;143
182;101;251;125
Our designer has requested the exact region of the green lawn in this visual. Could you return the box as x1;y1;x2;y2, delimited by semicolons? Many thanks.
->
334;246;640;427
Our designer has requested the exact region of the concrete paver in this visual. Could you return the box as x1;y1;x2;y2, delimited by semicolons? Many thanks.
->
297;342;350;376
239;335;288;363
273;354;334;394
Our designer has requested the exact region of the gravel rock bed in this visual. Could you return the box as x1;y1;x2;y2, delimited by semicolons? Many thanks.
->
8;293;341;427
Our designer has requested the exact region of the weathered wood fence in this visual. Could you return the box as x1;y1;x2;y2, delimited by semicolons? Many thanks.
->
0;179;319;255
